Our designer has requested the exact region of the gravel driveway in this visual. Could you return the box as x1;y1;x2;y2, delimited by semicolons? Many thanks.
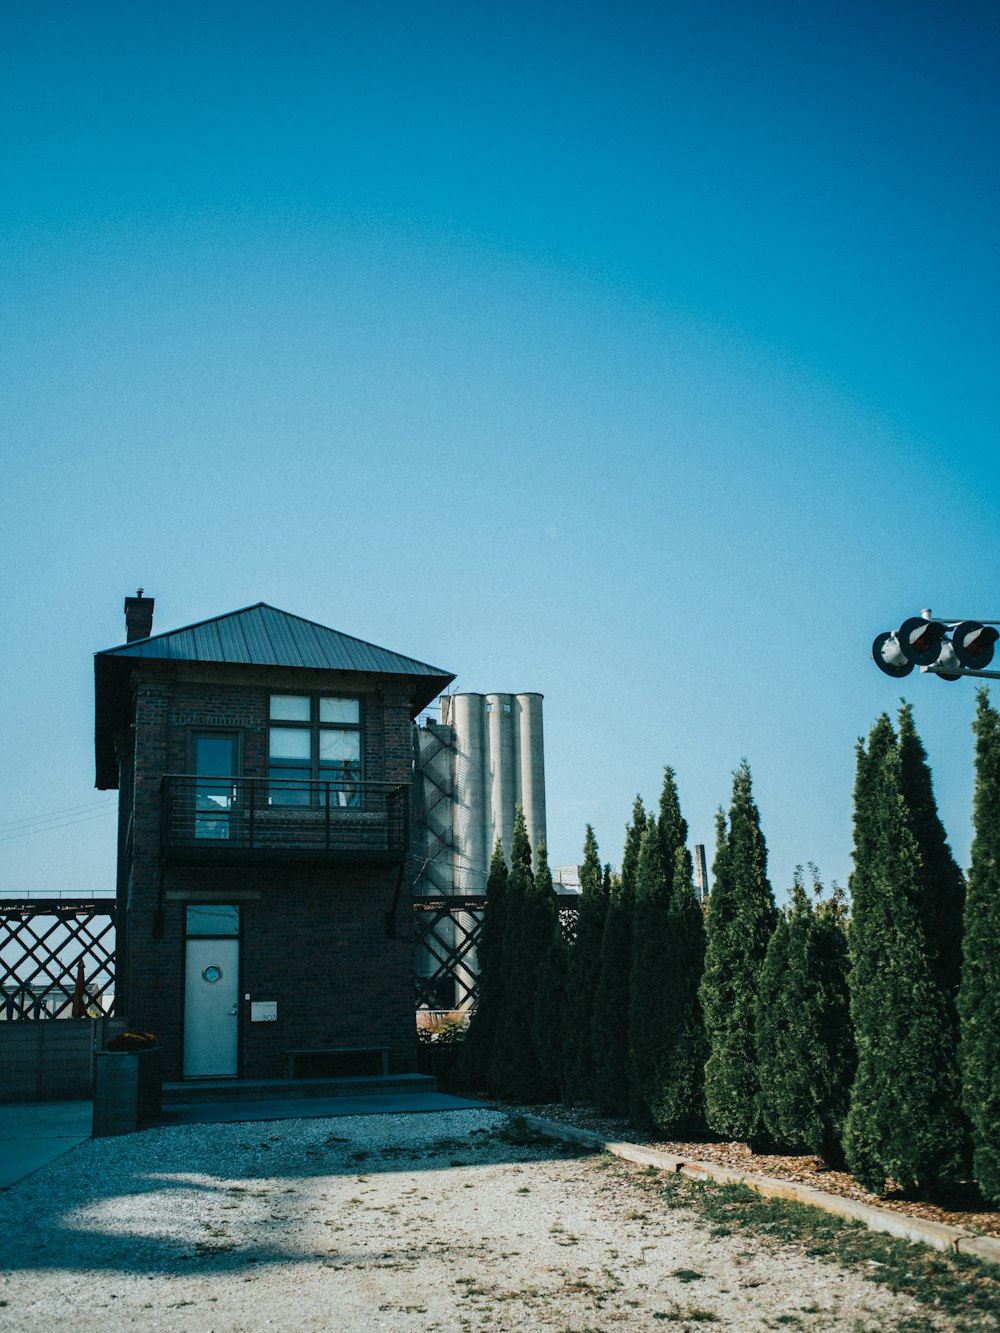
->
0;1108;938;1331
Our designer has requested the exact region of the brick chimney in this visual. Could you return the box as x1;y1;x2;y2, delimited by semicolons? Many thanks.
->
124;589;154;642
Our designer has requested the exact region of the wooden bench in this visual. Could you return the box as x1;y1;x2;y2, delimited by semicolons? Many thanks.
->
284;1045;389;1079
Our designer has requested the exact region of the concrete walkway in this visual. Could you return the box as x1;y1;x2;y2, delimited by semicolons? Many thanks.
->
158;1089;488;1127
0;1100;93;1189
0;1091;488;1190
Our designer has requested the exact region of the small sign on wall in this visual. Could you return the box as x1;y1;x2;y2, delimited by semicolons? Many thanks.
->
251;1000;277;1022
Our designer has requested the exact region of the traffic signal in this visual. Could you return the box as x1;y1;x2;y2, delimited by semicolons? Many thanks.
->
871;614;1000;682
951;621;999;670
895;616;948;666
871;630;913;678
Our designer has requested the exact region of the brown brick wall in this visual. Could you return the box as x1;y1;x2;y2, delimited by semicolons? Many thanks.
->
122;667;418;1082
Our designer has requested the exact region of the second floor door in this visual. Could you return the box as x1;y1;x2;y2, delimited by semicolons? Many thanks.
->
192;732;239;840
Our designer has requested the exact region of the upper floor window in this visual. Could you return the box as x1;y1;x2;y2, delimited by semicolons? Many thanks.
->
269;694;362;806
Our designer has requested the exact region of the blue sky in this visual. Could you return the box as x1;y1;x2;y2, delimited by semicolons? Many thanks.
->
2;0;998;897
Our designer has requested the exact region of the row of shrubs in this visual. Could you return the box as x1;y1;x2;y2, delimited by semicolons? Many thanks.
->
454;690;1000;1205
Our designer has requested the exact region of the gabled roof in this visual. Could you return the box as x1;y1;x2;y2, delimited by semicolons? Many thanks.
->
95;603;455;788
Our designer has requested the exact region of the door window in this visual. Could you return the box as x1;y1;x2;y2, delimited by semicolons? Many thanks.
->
192;734;238;839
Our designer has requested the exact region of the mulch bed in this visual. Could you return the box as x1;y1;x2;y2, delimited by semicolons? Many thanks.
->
501;1100;1000;1240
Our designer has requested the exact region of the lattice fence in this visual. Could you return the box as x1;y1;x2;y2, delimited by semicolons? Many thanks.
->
0;895;578;1021
414;896;484;1011
413;895;579;1011
0;899;116;1019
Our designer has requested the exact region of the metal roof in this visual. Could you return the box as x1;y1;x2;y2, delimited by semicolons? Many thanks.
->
98;602;453;680
94;604;455;788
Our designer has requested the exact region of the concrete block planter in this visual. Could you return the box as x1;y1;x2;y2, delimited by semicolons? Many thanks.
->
92;1046;163;1137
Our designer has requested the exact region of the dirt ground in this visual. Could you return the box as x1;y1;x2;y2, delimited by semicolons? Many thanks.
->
0;1107;957;1332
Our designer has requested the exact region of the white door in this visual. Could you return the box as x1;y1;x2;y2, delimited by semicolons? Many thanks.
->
183;937;239;1077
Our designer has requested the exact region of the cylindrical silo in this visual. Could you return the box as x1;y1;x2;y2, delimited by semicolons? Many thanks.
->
449;693;487;892
516;693;546;861
486;693;515;862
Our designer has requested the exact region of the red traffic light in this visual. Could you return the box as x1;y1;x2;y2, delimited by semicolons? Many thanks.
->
951;621;999;670
896;616;948;667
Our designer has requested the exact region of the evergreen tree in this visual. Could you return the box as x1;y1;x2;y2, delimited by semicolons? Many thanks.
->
458;838;507;1091
532;842;568;1101
701;762;777;1140
959;689;1000;1204
656;766;688;880
629;770;707;1133
592;798;645;1116
563;825;608;1102
649;843;708;1134
629;821;669;1127
489;807;555;1100
755;870;854;1161
897;702;966;1023
843;716;965;1194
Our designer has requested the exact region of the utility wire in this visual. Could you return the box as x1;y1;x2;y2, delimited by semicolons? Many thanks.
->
0;809;116;843
0;799;116;833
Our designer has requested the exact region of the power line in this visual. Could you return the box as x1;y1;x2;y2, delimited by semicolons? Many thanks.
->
0;809;116;844
0;799;116;834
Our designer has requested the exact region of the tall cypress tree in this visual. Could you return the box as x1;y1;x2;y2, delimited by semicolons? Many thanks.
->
656;766;688;879
592;798;645;1116
843;716;965;1194
630;770;707;1133
650;843;708;1135
489;807;554;1100
629;820;671;1127
897;702;966;1024
563;825;608;1102
756;871;854;1161
701;762;776;1140
532;841;568;1101
458;838;507;1091
959;689;1000;1204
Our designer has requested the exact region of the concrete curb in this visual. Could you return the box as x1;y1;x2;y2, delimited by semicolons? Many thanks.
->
521;1114;1000;1268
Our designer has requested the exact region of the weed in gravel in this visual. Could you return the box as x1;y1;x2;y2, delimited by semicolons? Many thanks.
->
671;1268;704;1283
494;1116;595;1154
496;1116;549;1146
654;1304;718;1322
426;1135;466;1154
609;1163;1000;1333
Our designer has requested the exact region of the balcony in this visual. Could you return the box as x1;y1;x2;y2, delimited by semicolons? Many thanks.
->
161;776;409;864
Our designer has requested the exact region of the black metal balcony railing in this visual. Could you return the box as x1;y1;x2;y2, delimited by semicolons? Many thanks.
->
161;776;409;860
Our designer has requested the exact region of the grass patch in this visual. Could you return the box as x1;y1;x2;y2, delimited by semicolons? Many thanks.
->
612;1165;1000;1333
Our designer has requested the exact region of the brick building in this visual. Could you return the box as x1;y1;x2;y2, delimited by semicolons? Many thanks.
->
94;595;453;1083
